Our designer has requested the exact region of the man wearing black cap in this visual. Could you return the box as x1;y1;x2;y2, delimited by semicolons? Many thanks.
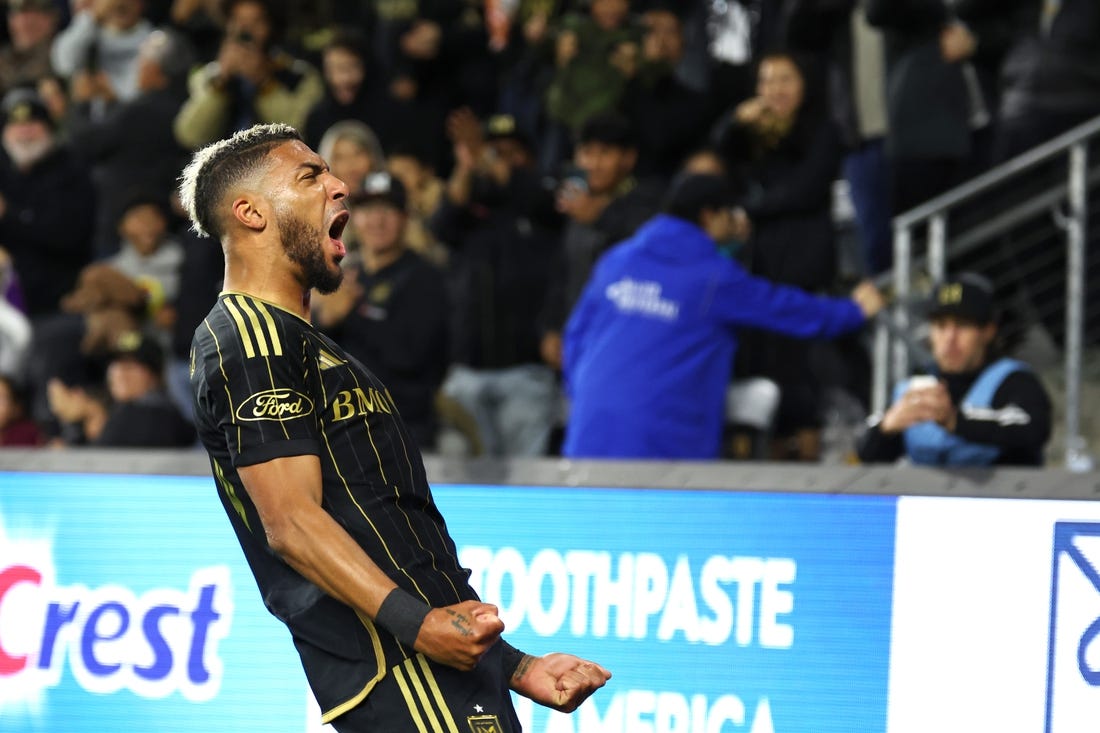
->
858;273;1052;466
562;172;883;459
97;329;196;447
312;171;449;450
0;87;95;317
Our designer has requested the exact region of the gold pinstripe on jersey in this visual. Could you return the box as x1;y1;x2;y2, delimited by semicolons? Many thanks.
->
393;663;433;733
234;295;273;357
252;300;284;356
222;297;256;358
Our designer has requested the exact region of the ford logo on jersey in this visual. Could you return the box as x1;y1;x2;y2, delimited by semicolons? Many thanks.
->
235;389;314;421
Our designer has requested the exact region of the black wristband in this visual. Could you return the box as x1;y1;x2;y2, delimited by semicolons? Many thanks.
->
499;640;528;680
375;588;431;648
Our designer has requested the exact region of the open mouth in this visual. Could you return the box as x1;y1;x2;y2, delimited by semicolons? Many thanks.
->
328;210;349;241
327;210;350;259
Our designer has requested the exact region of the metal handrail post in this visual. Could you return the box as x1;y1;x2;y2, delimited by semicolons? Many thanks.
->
892;225;913;388
872;321;890;415
928;214;947;282
1065;144;1091;470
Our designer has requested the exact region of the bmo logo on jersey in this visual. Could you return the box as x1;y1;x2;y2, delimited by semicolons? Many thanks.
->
0;552;233;705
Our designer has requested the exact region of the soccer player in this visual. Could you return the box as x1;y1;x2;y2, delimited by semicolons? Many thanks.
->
181;123;610;731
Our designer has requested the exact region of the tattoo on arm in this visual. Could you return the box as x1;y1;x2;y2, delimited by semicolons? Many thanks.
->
445;609;473;637
511;654;536;681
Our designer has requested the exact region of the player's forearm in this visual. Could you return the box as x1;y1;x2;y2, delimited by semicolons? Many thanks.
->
262;501;399;618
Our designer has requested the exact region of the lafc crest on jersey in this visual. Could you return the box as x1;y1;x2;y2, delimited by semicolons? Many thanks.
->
467;714;502;733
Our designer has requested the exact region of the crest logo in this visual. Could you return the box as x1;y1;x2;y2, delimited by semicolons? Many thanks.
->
235;389;314;422
467;715;501;733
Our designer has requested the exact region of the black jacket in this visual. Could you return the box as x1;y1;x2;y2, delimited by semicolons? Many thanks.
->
857;364;1052;466
0;145;95;317
865;0;1033;158
712;106;841;289
68;86;189;258
431;167;562;367
1001;0;1100;121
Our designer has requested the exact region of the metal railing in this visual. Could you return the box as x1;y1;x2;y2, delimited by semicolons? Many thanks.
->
872;114;1100;470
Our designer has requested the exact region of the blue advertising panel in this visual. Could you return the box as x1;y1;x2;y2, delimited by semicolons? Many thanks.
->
438;485;898;733
0;472;898;732
0;472;308;733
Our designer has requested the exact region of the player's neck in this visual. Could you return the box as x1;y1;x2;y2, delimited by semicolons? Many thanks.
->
222;258;311;321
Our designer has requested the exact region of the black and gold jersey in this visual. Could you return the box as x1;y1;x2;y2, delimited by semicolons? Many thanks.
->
190;291;476;720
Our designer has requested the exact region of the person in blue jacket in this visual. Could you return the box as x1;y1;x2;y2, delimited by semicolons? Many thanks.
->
561;172;884;459
858;273;1052;467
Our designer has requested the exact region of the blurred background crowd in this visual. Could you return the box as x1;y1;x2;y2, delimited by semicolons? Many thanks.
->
0;0;1094;463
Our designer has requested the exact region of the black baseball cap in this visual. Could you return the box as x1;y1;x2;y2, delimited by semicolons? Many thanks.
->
927;273;996;325
349;172;407;211
1;88;53;129
108;331;165;375
484;113;533;151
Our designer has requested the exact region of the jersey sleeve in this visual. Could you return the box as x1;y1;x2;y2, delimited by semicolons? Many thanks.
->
199;302;322;467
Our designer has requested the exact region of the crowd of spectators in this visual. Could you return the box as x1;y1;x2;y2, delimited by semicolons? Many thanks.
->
0;0;1093;463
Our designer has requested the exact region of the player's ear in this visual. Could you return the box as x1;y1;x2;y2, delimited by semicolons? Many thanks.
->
231;196;266;232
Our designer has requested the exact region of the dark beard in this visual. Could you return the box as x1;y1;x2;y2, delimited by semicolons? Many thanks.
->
277;210;343;294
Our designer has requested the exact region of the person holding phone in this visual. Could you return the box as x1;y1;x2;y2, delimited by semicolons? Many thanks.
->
172;0;322;149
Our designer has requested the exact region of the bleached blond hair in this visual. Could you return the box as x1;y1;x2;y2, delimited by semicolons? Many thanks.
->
178;123;301;239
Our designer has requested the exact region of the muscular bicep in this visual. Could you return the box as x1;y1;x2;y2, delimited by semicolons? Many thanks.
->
237;454;324;542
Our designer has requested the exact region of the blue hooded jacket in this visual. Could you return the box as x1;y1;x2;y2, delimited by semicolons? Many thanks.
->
562;214;866;459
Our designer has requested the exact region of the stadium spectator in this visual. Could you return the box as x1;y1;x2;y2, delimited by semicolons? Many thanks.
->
858;273;1052;466
621;3;711;179
542;0;641;168
0;87;95;319
561;173;884;459
0;0;61;96
45;366;109;446
98;330;195;445
866;0;1019;210
787;0;894;275
302;29;374;149
540;112;662;370
363;0;492;171
317;119;385;198
47;330;195;447
712;50;843;460
997;0;1100;161
431;109;563;457
167;0;223;62
172;0;322;149
67;26;192;257
51;0;154;112
385;139;448;268
312;172;449;452
0;373;41;445
103;195;184;334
